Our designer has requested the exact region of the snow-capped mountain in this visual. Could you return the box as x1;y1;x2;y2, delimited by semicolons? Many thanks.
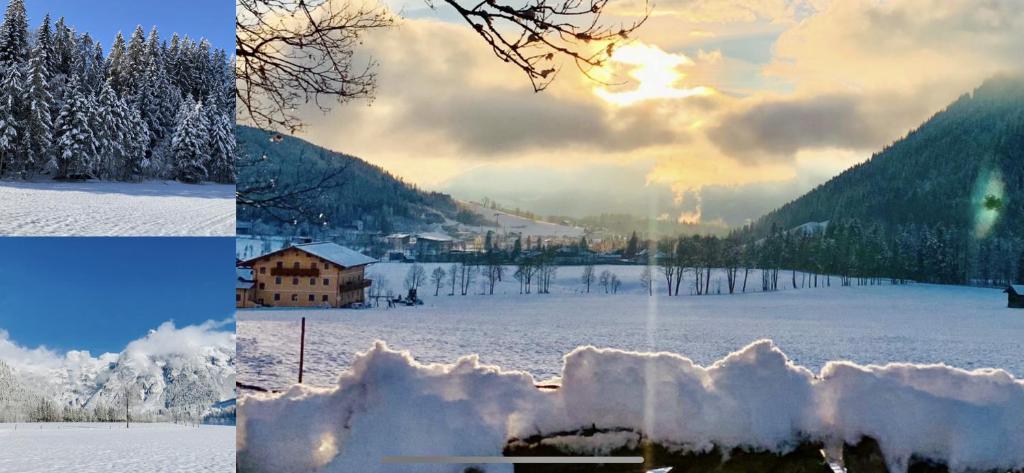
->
0;321;235;421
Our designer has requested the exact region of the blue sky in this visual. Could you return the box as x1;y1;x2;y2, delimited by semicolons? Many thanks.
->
0;237;235;355
23;0;234;51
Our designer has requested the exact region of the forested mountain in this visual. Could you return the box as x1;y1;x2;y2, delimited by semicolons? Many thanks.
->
0;0;234;183
0;342;235;423
741;75;1024;285
236;125;461;234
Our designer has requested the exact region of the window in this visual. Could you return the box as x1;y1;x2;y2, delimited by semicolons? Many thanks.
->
310;278;316;285
276;261;283;268
275;277;282;285
293;262;300;269
259;283;265;290
291;294;298;301
311;262;318;269
259;267;266;274
324;263;331;270
236;294;241;301
292;278;299;285
308;294;315;302
323;278;329;285
322;294;329;302
273;293;280;301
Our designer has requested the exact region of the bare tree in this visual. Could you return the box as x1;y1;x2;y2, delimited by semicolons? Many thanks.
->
236;0;394;132
598;269;611;293
485;261;504;295
236;0;648;132
405;263;427;290
581;264;595;293
430;266;447;296
639;266;652;296
610;273;620;293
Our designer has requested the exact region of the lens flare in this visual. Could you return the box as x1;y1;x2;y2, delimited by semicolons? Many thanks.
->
972;169;1005;239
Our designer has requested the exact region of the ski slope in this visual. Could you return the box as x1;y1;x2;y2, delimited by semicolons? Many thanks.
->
0;180;234;236
0;423;234;472
460;201;584;238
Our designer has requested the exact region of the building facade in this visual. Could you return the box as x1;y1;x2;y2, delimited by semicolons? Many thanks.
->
242;242;376;308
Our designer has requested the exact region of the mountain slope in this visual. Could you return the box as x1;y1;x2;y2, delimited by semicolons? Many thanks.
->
750;75;1024;240
236;126;463;233
1;337;235;422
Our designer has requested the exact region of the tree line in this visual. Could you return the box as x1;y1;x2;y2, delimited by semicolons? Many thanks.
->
0;0;234;183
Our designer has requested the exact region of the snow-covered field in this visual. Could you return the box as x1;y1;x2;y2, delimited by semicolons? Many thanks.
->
0;180;234;236
0;423;234;472
238;263;1024;389
237;262;1024;472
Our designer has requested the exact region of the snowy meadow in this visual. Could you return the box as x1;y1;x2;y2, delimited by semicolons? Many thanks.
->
237;263;1024;472
0;422;234;472
0;180;234;235
238;263;1024;389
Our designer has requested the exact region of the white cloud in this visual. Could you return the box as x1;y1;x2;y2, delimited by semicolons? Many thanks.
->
0;320;235;375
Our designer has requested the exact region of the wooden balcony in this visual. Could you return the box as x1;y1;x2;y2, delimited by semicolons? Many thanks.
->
340;279;372;291
271;267;321;277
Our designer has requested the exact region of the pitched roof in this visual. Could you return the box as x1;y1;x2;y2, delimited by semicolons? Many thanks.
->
416;232;454;242
1008;285;1024;295
244;242;377;268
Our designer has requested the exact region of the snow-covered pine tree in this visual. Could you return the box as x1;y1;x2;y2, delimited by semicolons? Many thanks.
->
0;64;21;177
52;75;98;179
105;32;127;94
122;26;147;97
205;110;236;183
122;103;150;180
93;82;124;179
23;40;54;178
171;99;208;183
0;0;29;65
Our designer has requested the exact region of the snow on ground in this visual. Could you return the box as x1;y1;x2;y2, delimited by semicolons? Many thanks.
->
238;263;1024;390
0;422;234;472
0;180;234;236
237;341;1024;473
459;201;584;238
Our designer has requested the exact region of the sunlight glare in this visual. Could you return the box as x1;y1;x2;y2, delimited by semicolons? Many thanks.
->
595;43;714;106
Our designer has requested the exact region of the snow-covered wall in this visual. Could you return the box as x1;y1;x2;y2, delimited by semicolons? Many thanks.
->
237;341;1024;473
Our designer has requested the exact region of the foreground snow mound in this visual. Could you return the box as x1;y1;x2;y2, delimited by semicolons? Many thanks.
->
237;341;1024;473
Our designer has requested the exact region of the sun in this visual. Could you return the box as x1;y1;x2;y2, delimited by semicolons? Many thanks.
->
594;42;714;106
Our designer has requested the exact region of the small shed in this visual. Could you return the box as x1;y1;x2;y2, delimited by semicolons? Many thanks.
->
1005;285;1024;309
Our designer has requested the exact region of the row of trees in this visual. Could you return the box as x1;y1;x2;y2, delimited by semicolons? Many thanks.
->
0;0;234;182
388;216;1023;300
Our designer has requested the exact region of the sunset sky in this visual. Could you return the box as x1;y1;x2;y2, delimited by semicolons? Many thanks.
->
286;0;1024;228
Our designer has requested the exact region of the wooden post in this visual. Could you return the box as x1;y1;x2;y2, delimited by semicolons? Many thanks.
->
298;317;306;384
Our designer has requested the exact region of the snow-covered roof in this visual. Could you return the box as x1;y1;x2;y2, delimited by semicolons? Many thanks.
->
292;242;378;268
416;232;454;242
237;281;254;290
243;242;377;268
1008;285;1024;295
237;268;253;281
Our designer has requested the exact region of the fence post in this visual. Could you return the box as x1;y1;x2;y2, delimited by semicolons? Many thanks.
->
298;317;306;384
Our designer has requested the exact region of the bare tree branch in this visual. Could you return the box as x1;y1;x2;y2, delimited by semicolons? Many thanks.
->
236;0;394;133
235;0;648;132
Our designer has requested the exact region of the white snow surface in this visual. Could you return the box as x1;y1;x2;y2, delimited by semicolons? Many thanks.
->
0;180;234;236
238;263;1024;389
459;201;585;238
237;341;1024;473
0;422;234;472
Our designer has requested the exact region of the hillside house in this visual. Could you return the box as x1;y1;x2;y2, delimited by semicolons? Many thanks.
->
1006;285;1024;309
242;242;376;308
414;232;456;256
236;268;256;308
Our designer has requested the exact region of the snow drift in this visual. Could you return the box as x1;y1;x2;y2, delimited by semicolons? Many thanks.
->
237;341;1024;473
